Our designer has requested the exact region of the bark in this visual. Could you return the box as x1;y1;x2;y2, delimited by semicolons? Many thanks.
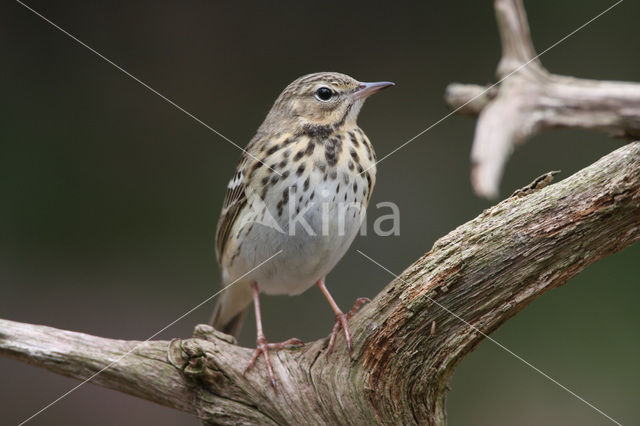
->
2;141;639;425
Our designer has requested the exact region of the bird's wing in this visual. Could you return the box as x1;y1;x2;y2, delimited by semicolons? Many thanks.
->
215;133;291;263
215;159;249;263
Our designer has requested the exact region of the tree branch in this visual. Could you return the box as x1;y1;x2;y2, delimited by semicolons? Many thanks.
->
2;141;639;425
0;320;195;413
444;0;640;198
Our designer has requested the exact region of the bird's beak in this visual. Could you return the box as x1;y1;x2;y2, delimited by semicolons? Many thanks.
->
353;81;395;100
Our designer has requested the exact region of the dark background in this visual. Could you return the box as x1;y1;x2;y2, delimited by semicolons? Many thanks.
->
2;1;638;425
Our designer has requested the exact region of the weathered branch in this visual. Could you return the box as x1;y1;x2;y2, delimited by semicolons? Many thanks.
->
0;321;195;413
2;141;639;425
444;0;640;198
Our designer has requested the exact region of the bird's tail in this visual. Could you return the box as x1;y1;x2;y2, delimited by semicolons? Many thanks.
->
209;281;253;338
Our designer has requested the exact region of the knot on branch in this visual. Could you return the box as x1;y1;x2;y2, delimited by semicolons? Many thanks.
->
167;329;243;392
168;339;208;377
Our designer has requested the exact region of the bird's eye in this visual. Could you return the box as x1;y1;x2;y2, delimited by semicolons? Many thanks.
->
315;87;333;101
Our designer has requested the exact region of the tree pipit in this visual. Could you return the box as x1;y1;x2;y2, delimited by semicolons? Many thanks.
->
210;72;393;389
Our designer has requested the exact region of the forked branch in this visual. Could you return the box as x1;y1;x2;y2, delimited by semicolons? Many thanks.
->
2;142;639;425
445;0;640;198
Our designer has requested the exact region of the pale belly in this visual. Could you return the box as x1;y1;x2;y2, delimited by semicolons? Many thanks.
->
223;167;370;295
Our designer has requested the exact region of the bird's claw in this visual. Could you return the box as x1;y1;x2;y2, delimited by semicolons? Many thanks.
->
244;334;304;391
346;297;370;319
326;297;370;357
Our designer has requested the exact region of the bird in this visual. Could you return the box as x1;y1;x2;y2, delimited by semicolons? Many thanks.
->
210;72;393;389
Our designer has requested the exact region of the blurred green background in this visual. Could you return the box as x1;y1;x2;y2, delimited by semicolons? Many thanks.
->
1;0;638;424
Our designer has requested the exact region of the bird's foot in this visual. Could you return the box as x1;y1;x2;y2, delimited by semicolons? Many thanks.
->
326;297;370;357
244;333;304;391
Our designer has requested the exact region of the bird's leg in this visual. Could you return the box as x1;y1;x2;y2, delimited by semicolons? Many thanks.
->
316;278;370;356
244;282;304;391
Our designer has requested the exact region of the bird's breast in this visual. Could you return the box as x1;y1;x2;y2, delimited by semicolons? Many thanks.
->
222;127;377;295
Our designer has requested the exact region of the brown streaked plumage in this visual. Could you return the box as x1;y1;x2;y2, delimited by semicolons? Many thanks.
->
210;72;393;390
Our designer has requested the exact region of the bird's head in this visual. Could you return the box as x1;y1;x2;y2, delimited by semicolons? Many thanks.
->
259;72;394;135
